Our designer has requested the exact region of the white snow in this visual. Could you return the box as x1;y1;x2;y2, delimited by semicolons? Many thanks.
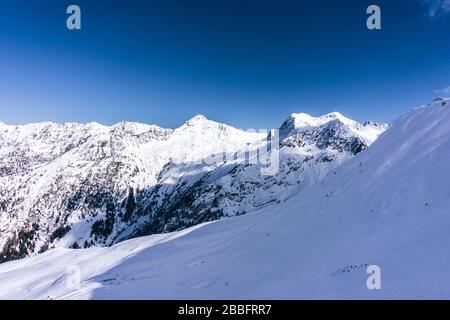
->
0;99;448;299
284;112;387;143
288;112;350;128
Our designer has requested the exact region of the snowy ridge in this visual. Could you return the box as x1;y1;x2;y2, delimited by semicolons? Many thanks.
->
281;112;387;143
0;113;386;262
284;112;353;128
0;98;447;299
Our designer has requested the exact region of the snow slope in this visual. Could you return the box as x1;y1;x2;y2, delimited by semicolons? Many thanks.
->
0;98;448;299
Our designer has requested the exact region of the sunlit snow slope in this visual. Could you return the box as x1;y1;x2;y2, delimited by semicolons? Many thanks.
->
0;98;449;299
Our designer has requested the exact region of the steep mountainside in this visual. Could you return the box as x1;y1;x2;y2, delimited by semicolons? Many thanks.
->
0;98;447;299
0;113;386;262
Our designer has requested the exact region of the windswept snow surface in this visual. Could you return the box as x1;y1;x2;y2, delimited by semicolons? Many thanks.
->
1;99;449;299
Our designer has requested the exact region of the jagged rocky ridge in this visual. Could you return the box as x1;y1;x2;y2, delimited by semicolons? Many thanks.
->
0;113;386;262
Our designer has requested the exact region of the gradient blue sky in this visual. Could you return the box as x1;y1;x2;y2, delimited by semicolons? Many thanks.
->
0;0;450;129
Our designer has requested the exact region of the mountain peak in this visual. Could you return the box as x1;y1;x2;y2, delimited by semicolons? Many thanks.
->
177;114;243;133
110;121;168;136
280;111;387;144
281;111;352;132
432;96;449;106
184;114;209;126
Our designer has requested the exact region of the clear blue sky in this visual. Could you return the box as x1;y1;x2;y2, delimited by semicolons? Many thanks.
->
0;0;449;129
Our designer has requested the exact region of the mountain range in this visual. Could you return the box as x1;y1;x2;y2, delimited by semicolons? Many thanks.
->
0;112;386;263
0;98;448;299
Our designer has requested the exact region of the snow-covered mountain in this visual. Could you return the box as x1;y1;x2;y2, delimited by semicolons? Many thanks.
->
0;112;386;263
0;98;447;299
